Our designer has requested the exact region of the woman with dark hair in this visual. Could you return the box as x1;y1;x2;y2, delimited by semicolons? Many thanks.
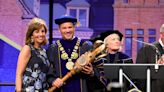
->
15;17;50;92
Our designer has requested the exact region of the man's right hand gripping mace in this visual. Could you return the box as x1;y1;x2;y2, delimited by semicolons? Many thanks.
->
48;41;107;92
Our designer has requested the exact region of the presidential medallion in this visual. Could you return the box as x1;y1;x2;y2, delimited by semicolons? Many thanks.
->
57;38;81;70
66;61;74;70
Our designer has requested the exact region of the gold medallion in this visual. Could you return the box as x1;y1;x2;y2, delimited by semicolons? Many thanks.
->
61;53;68;60
66;61;74;70
71;52;78;59
57;39;81;70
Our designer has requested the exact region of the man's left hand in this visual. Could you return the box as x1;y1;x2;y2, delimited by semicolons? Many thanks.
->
81;63;94;75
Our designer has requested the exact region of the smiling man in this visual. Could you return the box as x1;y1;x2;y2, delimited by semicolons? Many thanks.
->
46;15;107;92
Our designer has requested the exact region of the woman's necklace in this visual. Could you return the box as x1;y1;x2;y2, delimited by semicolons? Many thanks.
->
57;38;81;70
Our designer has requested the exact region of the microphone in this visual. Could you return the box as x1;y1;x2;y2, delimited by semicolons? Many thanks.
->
133;38;161;71
132;38;161;60
132;38;158;51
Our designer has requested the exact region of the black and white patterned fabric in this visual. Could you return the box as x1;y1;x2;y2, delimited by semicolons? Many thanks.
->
22;45;50;92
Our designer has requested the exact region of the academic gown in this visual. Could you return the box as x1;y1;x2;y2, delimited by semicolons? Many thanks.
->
46;37;107;92
136;41;164;92
104;52;133;92
104;52;132;64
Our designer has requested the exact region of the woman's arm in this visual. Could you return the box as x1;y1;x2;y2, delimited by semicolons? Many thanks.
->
15;45;31;91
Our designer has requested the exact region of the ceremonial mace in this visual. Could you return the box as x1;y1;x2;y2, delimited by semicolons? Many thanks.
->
48;41;107;92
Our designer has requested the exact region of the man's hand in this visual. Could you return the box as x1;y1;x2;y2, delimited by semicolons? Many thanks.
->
52;78;64;88
81;63;94;76
157;54;164;64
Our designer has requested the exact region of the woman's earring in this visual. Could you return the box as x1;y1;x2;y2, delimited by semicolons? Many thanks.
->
31;38;34;43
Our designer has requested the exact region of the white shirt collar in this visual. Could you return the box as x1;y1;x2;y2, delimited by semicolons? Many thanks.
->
159;38;164;47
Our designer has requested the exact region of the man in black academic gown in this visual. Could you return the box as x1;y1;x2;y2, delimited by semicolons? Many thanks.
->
136;24;164;92
46;15;107;92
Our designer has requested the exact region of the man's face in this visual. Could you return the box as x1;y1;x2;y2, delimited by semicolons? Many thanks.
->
59;22;75;40
160;32;164;44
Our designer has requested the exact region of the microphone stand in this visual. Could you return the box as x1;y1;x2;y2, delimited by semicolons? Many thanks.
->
155;49;160;72
132;38;161;71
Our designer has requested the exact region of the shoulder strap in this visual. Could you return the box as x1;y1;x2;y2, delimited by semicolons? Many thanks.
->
28;44;36;56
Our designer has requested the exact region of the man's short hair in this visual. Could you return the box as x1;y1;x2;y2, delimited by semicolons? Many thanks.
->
160;24;164;32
